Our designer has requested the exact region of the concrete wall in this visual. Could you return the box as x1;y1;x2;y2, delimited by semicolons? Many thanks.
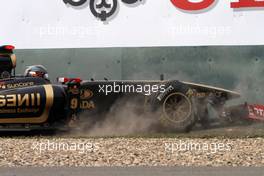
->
15;46;264;103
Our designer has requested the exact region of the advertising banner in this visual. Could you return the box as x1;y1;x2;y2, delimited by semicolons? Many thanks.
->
1;0;264;48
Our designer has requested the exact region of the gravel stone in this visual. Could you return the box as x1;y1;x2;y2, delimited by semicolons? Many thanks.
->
0;138;263;167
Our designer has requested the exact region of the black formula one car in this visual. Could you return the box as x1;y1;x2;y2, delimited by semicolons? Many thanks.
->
0;45;240;132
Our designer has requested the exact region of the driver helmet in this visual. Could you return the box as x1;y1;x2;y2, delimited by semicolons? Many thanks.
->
24;65;49;80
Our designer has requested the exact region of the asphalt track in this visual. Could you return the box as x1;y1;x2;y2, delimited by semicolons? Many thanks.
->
0;167;263;176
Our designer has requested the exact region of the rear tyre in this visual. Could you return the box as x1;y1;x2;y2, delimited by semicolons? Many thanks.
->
150;81;197;132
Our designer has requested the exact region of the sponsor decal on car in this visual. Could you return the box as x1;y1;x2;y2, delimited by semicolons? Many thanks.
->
0;93;41;114
0;82;35;90
81;89;93;99
6;82;34;89
70;98;95;110
157;85;174;101
0;85;53;124
0;93;41;107
80;100;96;110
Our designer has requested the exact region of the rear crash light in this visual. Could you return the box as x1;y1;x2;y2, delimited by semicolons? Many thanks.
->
4;45;15;50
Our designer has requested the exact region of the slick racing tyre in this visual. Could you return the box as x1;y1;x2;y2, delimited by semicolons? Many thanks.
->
150;81;197;132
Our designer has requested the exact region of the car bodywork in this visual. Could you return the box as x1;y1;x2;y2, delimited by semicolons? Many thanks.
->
222;103;264;124
0;45;241;132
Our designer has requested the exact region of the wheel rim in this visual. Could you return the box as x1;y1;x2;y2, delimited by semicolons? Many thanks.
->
163;92;192;124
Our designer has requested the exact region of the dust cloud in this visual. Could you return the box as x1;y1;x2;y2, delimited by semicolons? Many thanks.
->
78;96;161;137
